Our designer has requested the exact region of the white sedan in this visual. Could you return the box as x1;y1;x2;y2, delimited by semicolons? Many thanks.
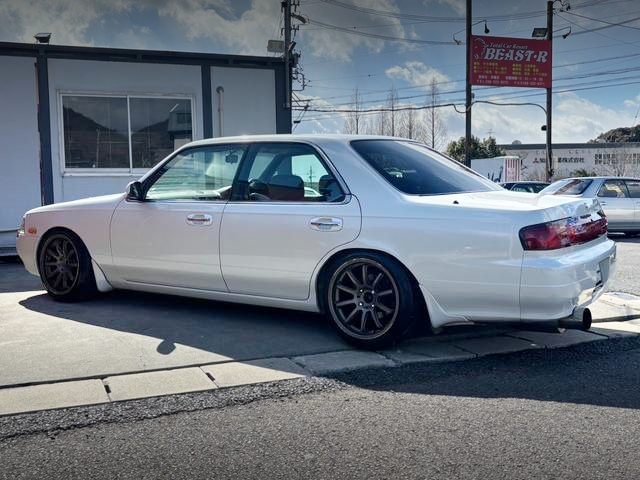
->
17;135;616;348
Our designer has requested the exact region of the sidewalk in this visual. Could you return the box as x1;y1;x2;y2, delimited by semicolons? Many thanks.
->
2;292;639;417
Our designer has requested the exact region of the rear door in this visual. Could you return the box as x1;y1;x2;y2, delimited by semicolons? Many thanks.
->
219;142;361;300
596;179;635;230
624;179;640;229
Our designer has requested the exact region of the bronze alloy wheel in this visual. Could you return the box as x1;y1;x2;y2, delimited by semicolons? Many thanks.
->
40;233;81;296
38;230;97;301
328;257;401;342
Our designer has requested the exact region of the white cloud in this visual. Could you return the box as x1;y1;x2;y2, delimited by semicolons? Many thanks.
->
0;0;410;60
385;61;452;90
624;93;640;110
467;92;632;144
293;93;346;134
423;0;464;16
0;0;110;45
156;0;281;55
298;0;407;62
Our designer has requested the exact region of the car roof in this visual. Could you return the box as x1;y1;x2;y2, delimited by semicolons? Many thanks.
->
183;134;419;149
556;176;640;181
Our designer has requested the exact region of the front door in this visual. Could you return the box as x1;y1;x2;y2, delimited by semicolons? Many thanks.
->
109;144;246;291
220;142;361;300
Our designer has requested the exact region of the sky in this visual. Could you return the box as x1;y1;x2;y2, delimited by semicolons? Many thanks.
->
1;0;639;147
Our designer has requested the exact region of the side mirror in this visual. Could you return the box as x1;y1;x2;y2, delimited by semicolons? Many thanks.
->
125;181;144;201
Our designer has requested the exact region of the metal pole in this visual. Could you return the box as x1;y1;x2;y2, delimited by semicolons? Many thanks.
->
464;0;472;167
283;0;292;110
546;0;553;181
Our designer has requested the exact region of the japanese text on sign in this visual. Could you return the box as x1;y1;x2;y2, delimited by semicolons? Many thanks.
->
470;35;552;89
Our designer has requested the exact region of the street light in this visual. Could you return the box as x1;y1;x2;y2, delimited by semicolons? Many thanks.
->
532;0;571;181
453;20;489;45
34;33;51;44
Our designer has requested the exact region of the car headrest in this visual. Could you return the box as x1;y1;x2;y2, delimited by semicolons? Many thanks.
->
318;174;343;202
268;174;305;201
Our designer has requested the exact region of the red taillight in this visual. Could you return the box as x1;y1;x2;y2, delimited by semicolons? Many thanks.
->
520;215;607;250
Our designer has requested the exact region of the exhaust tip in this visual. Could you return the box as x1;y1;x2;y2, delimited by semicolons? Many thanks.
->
558;307;592;331
581;307;592;330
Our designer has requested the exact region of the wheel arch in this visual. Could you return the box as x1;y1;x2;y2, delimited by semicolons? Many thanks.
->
35;226;87;268
315;247;429;325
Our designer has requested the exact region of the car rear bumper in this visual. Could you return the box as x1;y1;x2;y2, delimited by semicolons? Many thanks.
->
519;236;616;321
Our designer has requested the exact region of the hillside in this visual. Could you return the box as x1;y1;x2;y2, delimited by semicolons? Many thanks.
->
589;124;640;143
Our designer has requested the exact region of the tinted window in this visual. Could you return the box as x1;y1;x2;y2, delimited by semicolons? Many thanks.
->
62;96;129;168
235;143;344;202
351;140;498;195
62;95;193;171
625;180;640;198
543;179;592;195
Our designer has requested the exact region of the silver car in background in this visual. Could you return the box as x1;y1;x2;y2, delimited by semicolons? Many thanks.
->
541;177;640;236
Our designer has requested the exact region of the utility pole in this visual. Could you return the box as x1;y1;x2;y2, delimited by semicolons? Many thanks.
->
283;0;292;110
464;0;472;167
545;0;554;181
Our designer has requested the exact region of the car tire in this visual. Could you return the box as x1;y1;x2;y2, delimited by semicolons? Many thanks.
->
325;252;417;349
38;230;97;302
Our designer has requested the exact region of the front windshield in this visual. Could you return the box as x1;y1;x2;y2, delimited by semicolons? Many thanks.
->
350;140;500;195
540;178;593;196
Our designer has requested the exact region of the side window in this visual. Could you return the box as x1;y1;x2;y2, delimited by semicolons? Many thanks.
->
625;180;640;198
597;180;629;198
235;143;345;203
145;145;245;201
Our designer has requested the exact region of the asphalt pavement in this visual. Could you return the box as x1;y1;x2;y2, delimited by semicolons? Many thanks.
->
1;241;640;416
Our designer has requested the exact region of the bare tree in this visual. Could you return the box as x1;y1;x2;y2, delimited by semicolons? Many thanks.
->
424;78;448;151
598;145;640;177
387;87;398;136
343;88;363;134
398;108;426;141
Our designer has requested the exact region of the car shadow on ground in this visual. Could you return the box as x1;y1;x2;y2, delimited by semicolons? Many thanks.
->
18;288;346;365
329;334;640;410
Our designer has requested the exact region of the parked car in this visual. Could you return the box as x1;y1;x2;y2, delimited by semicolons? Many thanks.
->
17;135;616;348
540;177;640;236
500;181;550;193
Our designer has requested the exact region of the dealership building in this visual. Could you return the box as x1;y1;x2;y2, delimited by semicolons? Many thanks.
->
0;41;288;253
501;142;640;180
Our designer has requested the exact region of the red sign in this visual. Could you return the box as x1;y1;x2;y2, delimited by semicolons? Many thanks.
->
470;35;552;88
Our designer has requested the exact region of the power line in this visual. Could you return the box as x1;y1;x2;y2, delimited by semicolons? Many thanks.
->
315;0;546;23
565;10;640;31
305;18;457;45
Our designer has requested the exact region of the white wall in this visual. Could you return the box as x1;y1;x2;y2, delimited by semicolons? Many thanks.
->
0;55;41;248
48;59;204;202
505;145;640;180
210;67;276;137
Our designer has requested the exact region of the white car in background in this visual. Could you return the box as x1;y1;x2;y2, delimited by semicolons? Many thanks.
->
17;135;616;348
540;176;640;237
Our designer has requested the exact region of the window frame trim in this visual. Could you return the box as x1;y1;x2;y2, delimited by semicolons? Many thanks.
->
58;91;197;175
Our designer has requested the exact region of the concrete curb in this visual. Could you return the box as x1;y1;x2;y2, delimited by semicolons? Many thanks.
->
1;293;640;417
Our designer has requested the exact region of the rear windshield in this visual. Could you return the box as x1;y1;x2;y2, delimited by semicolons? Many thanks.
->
350;140;499;195
541;178;592;195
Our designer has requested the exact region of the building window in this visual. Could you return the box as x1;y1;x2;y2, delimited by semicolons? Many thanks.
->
61;95;193;171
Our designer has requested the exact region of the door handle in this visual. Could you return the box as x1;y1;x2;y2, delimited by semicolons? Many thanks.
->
186;213;213;226
310;217;343;231
600;201;607;206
